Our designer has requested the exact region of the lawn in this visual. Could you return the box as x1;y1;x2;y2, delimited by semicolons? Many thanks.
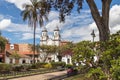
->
64;73;93;80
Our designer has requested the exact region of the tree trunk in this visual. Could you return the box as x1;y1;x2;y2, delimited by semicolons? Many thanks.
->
33;22;36;64
86;0;112;42
43;53;49;62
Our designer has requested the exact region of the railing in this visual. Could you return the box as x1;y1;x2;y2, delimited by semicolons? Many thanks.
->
0;69;58;80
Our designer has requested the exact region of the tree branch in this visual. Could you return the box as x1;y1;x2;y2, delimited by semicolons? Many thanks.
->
86;0;103;33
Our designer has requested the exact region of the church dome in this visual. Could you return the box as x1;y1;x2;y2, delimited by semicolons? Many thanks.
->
54;26;59;31
42;27;47;32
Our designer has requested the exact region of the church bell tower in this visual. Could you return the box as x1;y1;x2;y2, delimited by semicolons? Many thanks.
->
40;27;48;45
53;26;61;46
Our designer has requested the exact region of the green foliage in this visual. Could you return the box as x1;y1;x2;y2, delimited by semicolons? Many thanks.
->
51;62;66;68
65;64;73;68
111;57;120;80
0;36;8;53
44;63;52;69
10;51;20;59
12;64;23;71
72;41;94;67
87;67;106;80
40;45;57;62
40;45;57;54
0;63;12;72
35;62;47;68
70;30;120;80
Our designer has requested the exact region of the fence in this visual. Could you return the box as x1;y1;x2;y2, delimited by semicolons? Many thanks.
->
0;69;58;80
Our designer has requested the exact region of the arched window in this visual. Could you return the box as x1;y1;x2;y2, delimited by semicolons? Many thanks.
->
22;60;26;64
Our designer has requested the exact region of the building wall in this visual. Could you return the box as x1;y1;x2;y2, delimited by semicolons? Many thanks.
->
5;56;30;64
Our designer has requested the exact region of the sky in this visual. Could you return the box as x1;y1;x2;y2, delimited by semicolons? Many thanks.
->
0;0;120;44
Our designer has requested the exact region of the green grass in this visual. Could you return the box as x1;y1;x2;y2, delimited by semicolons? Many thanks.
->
64;74;93;80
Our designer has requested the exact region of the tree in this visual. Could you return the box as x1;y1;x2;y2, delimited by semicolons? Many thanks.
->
40;45;57;62
71;31;120;80
21;0;49;63
0;36;8;53
57;42;74;62
45;0;112;42
10;51;20;64
29;44;42;62
72;41;95;67
86;0;112;42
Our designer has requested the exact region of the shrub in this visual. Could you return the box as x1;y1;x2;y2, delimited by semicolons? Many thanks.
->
30;64;37;69
0;63;12;73
51;62;66;69
35;62;47;68
12;64;23;71
44;63;52;69
66;64;73;68
21;64;31;71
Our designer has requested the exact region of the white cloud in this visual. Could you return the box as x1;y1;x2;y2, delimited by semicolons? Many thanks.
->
5;0;31;10
59;5;120;42
0;15;4;20
21;33;40;40
110;5;120;27
0;19;11;30
45;20;63;32
109;4;120;34
2;2;120;43
48;11;59;20
4;22;41;33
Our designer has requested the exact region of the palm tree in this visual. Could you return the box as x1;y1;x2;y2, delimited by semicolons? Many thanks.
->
21;0;49;63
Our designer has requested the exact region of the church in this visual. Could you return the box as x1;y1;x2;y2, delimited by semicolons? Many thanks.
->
40;27;72;64
1;27;72;64
40;26;60;46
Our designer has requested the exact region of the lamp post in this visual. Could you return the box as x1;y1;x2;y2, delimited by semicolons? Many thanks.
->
0;30;1;36
91;30;96;51
91;30;96;43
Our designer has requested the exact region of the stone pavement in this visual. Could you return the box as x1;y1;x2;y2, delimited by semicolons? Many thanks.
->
9;70;67;80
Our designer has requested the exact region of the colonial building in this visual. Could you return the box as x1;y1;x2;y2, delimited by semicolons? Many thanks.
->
40;27;72;64
5;43;31;64
2;27;72;64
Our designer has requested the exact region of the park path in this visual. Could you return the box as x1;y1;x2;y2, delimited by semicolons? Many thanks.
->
9;70;67;80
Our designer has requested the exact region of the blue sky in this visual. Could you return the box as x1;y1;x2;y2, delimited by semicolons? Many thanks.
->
0;0;120;44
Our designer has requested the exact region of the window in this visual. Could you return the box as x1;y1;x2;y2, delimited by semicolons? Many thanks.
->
22;60;26;64
67;59;70;64
10;59;13;63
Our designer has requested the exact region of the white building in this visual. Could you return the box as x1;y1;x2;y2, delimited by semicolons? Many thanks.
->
5;43;31;64
40;27;72;64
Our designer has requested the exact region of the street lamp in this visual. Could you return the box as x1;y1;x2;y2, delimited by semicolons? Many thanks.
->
0;30;1;36
91;30;96;43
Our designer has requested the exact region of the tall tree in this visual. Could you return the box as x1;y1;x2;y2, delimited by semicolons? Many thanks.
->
21;0;49;63
0;36;8;53
86;0;112;41
46;0;112;42
40;45;57;62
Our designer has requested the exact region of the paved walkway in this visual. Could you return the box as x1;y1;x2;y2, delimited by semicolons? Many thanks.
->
9;71;67;80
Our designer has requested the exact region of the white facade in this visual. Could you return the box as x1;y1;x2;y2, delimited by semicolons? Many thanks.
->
40;27;72;64
40;27;60;46
5;55;30;64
